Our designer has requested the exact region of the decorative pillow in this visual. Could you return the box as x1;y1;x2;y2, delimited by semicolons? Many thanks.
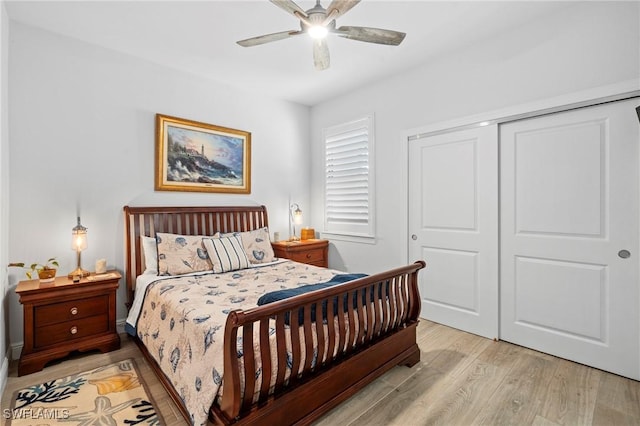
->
141;236;158;275
202;236;250;273
156;232;212;276
223;227;275;264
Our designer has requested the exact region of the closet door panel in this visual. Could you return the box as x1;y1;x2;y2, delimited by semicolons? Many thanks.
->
409;125;499;339
500;99;639;380
514;123;604;237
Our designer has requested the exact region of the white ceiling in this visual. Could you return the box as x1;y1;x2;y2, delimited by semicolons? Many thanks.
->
5;1;570;106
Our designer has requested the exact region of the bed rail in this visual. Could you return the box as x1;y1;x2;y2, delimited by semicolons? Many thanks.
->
215;260;425;424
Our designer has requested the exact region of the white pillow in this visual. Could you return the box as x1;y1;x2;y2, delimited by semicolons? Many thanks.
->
203;235;250;273
141;236;158;275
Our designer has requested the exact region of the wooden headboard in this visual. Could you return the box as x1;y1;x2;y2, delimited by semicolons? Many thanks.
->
123;205;269;307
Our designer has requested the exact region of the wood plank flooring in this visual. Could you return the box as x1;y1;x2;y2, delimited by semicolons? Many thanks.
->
2;320;639;425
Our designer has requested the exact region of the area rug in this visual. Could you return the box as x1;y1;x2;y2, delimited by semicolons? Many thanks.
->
7;358;164;425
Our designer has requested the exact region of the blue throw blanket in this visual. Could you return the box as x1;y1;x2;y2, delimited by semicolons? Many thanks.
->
257;273;372;324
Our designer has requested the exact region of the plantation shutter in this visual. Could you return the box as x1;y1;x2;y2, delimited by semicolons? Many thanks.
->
324;115;375;238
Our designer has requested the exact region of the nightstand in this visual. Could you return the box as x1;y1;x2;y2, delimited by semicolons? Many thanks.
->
15;271;121;376
272;239;329;268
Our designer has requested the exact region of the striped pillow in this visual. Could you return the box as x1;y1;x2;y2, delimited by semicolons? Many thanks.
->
221;227;275;264
202;235;250;273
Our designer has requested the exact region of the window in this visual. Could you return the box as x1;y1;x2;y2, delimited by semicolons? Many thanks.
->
323;114;375;240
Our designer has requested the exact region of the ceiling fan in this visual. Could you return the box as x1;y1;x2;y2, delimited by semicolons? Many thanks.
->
237;0;406;70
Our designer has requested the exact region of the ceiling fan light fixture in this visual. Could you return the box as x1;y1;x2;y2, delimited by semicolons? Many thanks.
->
237;0;405;70
308;25;328;39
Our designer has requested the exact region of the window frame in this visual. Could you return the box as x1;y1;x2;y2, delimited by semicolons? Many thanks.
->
322;114;376;243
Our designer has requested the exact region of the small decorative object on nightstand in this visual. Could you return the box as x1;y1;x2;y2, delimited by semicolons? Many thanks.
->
15;271;121;376
8;257;59;283
272;239;328;268
300;227;315;240
95;258;107;274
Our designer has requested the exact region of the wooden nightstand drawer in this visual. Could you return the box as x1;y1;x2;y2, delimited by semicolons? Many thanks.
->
34;295;108;326
35;314;109;348
287;248;326;264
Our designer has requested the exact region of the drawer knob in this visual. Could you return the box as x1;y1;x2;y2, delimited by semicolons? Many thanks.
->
70;326;78;335
306;253;312;258
70;307;78;315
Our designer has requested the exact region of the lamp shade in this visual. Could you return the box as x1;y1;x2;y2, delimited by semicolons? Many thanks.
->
293;206;303;225
71;217;88;251
72;232;87;251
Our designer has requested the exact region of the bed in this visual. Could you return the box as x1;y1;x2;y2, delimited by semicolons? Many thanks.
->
123;205;425;425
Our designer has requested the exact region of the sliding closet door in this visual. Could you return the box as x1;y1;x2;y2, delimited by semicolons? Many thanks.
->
408;125;499;339
500;99;639;380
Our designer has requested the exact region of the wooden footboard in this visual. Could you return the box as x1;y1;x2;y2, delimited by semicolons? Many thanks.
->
213;260;425;425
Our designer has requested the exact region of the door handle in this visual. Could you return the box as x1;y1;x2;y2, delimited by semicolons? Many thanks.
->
618;249;631;259
411;234;418;241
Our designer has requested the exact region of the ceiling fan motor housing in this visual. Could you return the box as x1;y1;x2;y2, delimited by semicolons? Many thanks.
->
299;2;336;33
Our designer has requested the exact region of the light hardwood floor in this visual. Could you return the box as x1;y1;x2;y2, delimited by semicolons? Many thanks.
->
3;320;640;425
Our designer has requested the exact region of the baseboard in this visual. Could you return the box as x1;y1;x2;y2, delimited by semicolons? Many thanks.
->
0;348;9;397
116;318;126;335
10;341;21;362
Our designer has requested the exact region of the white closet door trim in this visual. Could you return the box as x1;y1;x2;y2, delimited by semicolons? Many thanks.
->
404;80;639;140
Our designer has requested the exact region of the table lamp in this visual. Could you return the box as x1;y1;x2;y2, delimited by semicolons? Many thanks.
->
290;203;303;241
68;216;90;278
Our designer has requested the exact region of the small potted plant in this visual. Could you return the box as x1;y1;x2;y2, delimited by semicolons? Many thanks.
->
8;257;59;282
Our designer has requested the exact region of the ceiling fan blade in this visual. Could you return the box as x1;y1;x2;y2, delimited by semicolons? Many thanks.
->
270;0;308;18
334;26;406;46
313;38;330;70
325;0;361;21
237;30;302;47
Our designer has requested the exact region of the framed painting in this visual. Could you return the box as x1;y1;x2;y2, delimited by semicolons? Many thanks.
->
155;114;251;194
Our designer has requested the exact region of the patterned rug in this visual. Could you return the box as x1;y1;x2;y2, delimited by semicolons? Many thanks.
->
7;358;163;425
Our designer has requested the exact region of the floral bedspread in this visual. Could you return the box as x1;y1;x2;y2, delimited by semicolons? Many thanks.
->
132;260;337;426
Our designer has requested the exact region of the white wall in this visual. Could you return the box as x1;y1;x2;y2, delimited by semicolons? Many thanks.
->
310;2;640;273
5;1;639;362
6;23;311;352
0;0;9;393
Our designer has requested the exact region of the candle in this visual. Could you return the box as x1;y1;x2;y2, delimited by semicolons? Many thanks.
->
95;259;107;274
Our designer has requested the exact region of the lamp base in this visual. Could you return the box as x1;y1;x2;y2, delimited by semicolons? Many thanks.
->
68;267;90;279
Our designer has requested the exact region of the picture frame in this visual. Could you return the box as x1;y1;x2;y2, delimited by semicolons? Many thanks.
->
155;114;251;194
